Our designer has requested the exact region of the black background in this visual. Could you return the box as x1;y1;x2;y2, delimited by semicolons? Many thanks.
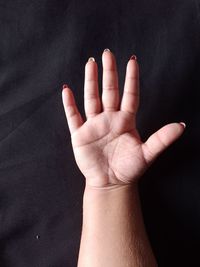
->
0;0;199;266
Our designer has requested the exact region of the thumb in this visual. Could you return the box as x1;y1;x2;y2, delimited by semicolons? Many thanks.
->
142;122;186;165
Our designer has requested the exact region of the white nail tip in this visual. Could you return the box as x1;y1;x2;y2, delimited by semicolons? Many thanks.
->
88;57;95;62
179;122;186;128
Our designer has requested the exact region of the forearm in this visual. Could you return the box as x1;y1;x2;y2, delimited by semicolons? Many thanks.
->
77;182;158;267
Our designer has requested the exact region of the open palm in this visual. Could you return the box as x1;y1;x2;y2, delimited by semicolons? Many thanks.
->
62;49;185;189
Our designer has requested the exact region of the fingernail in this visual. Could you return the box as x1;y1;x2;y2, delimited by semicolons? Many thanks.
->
179;122;186;128
88;57;95;62
63;84;69;89
104;48;110;52
130;54;137;60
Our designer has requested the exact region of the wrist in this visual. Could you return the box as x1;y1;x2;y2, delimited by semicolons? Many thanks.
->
79;179;158;267
83;181;139;206
83;179;139;196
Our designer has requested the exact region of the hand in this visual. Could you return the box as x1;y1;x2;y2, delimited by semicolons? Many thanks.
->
62;49;185;190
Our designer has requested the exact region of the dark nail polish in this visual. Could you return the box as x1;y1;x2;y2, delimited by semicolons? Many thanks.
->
130;55;137;60
63;84;69;89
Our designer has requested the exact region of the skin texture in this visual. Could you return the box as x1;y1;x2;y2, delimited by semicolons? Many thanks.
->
62;49;185;189
62;50;185;266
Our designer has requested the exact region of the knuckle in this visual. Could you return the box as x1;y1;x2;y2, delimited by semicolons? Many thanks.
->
103;85;118;90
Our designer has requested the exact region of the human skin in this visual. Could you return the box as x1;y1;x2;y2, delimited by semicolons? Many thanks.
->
61;49;185;266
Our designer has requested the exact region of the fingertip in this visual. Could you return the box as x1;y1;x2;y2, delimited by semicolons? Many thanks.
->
62;90;66;104
172;122;186;136
102;48;115;67
62;85;72;107
142;122;186;165
128;54;138;66
127;56;139;74
102;48;111;57
166;122;186;137
62;84;70;97
86;57;97;69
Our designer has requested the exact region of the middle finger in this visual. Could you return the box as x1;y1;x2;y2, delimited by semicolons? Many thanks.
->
102;49;120;112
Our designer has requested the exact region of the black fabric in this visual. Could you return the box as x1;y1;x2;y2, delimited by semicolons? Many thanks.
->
0;0;199;266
